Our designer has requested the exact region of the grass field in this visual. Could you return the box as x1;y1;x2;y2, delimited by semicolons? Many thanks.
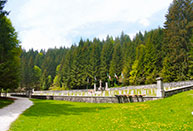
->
9;90;193;131
0;97;14;109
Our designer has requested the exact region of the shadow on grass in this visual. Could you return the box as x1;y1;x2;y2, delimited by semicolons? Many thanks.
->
0;97;14;109
23;99;109;117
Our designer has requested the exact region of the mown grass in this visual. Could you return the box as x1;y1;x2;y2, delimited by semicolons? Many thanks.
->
9;90;193;131
0;97;14;109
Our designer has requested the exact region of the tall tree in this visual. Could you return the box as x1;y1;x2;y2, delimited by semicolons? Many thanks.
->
188;35;193;79
143;28;164;84
161;0;193;82
0;0;21;92
88;38;101;86
100;36;114;81
109;39;123;78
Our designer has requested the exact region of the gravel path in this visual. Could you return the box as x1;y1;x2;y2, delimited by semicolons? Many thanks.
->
0;97;33;131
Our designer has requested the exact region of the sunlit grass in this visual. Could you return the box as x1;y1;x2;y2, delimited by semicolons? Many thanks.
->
9;90;193;131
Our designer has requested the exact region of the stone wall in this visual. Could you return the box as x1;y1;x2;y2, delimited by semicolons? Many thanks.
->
165;85;193;97
11;93;160;103
33;80;193;97
163;80;193;90
10;80;193;103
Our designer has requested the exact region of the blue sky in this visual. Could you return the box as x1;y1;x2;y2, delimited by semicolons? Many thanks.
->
5;0;173;50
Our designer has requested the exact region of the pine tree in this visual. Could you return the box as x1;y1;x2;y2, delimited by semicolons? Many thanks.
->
0;0;21;92
88;38;101;86
100;36;114;81
70;45;84;89
162;0;193;82
62;48;74;89
188;35;193;79
109;39;123;78
143;28;164;84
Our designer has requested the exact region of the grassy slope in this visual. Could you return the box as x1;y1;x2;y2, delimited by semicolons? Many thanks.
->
9;90;193;131
0;98;14;109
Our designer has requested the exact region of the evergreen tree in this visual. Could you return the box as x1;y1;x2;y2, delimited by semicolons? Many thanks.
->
62;48;74;89
143;28;164;84
88;38;101;86
188;35;193;79
162;0;193;82
0;0;21;92
100;36;114;81
109;39;123;78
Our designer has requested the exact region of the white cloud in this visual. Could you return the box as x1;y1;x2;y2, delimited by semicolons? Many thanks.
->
139;19;150;27
6;0;173;50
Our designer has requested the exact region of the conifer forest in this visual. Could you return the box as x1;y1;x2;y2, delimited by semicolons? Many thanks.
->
1;0;193;91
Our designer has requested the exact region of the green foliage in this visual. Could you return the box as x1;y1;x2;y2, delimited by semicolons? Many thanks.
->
129;44;146;85
188;35;193;79
32;65;41;90
143;28;164;84
19;0;193;89
161;0;193;81
0;1;21;91
100;36;114;81
20;48;67;90
129;60;139;85
88;38;101;86
109;40;123;78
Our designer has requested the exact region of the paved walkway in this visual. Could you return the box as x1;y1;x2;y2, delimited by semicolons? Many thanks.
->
0;97;33;131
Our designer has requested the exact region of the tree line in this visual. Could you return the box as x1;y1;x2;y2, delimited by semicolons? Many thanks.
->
0;0;21;94
0;0;193;92
20;0;193;90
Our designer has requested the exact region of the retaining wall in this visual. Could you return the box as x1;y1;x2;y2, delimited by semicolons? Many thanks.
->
33;80;193;97
11;80;193;103
165;84;193;97
11;94;160;103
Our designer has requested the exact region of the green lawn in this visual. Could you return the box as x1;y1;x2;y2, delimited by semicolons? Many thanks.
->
9;90;193;131
0;97;14;108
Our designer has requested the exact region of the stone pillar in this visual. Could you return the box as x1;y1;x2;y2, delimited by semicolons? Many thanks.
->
105;82;108;90
94;83;96;91
156;77;164;97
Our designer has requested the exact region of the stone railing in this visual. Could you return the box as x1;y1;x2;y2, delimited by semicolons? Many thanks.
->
164;84;193;97
11;79;193;103
32;80;193;97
